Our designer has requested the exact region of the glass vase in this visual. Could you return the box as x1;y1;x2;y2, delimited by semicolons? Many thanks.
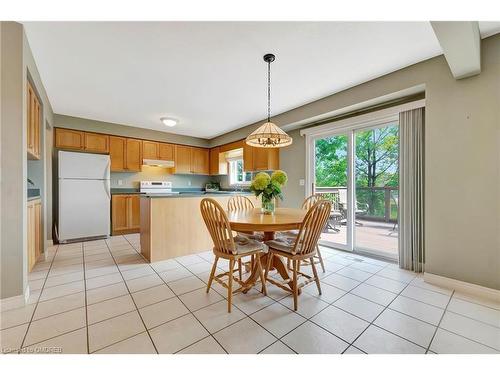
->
261;195;275;215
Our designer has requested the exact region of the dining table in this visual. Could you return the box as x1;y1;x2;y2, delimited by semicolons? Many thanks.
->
227;207;307;293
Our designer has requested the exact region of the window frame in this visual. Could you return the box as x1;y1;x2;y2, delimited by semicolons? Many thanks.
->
227;157;251;186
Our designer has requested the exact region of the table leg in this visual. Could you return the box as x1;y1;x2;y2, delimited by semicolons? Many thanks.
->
241;231;296;293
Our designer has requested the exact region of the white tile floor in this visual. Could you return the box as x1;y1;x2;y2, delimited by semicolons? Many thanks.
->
1;234;499;354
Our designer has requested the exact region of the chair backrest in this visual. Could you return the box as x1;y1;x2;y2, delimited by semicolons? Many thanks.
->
200;198;236;255
301;194;322;210
227;195;255;211
292;200;332;256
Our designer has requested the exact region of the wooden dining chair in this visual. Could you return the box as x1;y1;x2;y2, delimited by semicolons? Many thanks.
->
227;195;264;277
200;198;267;312
265;200;332;311
279;194;326;273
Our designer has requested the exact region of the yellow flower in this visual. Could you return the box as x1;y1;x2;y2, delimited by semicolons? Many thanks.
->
251;172;271;191
271;170;288;186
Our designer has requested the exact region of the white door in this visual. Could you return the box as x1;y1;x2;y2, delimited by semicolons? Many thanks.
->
59;179;110;241
58;151;110;180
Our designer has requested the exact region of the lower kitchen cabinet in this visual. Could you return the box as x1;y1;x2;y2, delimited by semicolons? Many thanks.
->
111;194;140;235
27;199;42;272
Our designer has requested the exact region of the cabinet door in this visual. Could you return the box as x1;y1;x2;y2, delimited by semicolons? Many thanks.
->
142;141;159;160
55;128;84;150
109;136;126;171
243;143;254;172
34;202;42;261
128;195;140;231
27;82;41;159
34;100;41;158
174;145;192;174
251;147;280;171
27;202;36;272
125;139;142;171
209;147;220;175
158;143;174;160
111;195;129;234
191;148;209;175
84;133;109;153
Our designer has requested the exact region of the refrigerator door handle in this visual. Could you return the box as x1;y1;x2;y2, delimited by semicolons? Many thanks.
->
104;161;110;180
104;179;111;200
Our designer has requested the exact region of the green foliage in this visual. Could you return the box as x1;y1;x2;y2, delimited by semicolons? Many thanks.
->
250;170;288;201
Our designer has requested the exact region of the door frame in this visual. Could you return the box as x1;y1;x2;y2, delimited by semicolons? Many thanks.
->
302;99;424;257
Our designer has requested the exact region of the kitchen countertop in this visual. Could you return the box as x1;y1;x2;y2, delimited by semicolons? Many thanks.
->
142;191;253;198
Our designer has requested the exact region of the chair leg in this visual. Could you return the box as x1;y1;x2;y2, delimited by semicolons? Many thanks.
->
256;253;267;296
316;245;325;273
206;256;219;293
227;259;234;313
310;257;322;295
238;259;242;280
287;258;291;271
264;252;273;281
251;254;255;270
292;260;298;311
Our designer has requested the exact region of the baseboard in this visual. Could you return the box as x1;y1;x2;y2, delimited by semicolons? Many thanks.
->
0;285;30;312
424;272;500;302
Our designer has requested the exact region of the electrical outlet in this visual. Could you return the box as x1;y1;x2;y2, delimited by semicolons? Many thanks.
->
187;180;192;186
118;180;123;186
299;179;305;186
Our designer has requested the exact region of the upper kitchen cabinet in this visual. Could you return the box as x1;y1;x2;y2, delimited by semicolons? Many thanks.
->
158;143;174;160
173;145;191;174
243;143;279;171
109;136;142;172
173;145;209;175
191;147;210;175
209;147;228;175
27;81;41;159
142;140;159;159
55;128;84;150
84;132;109;153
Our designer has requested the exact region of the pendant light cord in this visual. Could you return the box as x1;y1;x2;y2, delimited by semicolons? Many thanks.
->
267;59;271;123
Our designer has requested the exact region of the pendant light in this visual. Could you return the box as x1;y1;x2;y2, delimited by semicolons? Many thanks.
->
246;54;293;148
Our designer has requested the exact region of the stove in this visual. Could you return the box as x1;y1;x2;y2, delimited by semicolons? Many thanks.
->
139;181;178;194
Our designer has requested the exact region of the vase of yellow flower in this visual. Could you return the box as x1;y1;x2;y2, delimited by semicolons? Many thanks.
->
249;170;288;215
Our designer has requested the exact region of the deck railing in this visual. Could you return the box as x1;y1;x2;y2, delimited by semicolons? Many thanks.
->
314;186;398;223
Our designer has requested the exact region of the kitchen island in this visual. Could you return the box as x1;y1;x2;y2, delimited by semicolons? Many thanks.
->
140;193;260;262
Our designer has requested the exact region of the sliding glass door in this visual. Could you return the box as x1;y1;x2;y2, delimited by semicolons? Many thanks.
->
313;133;350;250
310;121;399;260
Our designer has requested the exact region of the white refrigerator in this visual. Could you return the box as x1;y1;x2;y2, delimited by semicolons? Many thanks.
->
58;150;111;242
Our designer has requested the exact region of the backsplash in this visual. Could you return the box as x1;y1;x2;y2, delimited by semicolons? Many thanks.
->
110;165;219;189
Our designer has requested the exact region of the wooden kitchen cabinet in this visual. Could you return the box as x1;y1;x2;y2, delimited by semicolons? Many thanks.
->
55;128;84;150
109;136;142;172
243;144;279;171
173;145;192;174
27;81;41;159
84;132;109;153
191;147;210;175
27;199;42;272
158;143;174;160
209;147;228;176
111;194;140;235
142;140;159;159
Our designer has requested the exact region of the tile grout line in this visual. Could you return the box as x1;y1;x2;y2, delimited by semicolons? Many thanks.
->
18;244;60;352
123;236;230;354
425;290;454;353
80;242;90;354
101;238;160;354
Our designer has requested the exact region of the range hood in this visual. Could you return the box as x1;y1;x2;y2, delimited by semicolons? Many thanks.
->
142;159;175;168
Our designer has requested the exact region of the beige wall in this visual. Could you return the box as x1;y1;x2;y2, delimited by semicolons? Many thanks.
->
210;35;500;290
1;22;27;299
0;22;55;299
54;114;209;147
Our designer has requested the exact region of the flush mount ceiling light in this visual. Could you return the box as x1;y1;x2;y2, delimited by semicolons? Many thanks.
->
246;54;292;148
160;117;177;127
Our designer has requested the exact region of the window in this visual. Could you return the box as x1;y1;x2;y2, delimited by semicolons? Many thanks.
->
228;158;252;186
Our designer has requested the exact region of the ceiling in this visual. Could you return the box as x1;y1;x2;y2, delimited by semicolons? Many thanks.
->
24;21;500;139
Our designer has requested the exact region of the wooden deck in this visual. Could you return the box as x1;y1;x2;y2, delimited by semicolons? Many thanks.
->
320;219;398;259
